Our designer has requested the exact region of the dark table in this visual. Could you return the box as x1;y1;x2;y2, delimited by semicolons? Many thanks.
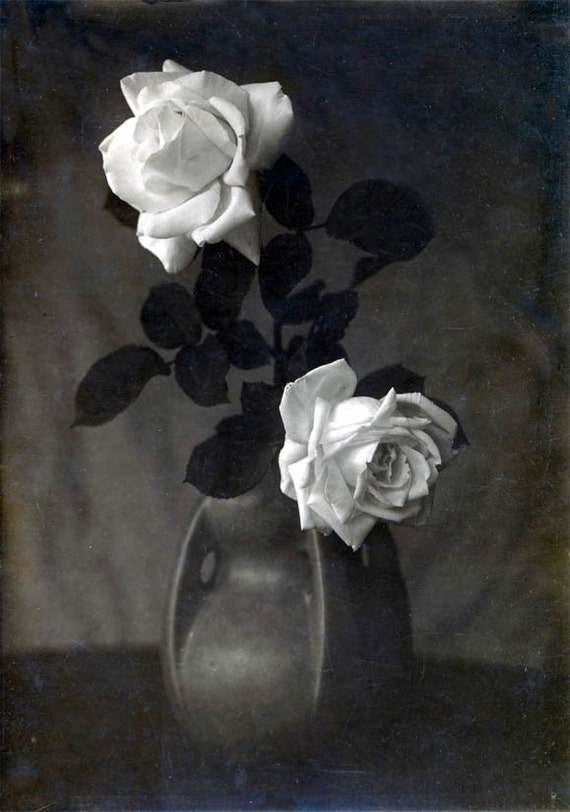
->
4;650;567;810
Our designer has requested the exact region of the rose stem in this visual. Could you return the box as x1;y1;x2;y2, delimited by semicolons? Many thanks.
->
301;221;327;232
272;320;287;386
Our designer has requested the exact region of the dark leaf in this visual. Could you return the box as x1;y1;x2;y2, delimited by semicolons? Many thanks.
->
104;190;138;230
285;335;348;381
141;282;201;349
275;280;325;325
326;180;435;260
240;381;285;441
305;339;348;371
313;289;359;343
215;414;259;441
355;364;425;400
428;397;470;449
195;241;255;330
285;335;309;381
175;335;229;406
73;346;170;426
352;256;392;286
218;320;270;369
213;384;284;445
258;233;312;315
241;381;284;419
185;434;275;498
260;154;314;231
215;411;283;446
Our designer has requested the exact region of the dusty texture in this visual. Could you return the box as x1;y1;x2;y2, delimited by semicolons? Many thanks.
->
2;2;567;672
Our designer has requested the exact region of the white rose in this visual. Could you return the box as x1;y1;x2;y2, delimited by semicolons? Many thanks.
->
278;359;462;550
100;60;293;272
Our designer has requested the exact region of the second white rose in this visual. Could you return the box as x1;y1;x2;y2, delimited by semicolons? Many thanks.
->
278;359;463;550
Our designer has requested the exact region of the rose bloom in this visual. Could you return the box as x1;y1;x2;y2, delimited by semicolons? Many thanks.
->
100;60;293;272
278;359;463;550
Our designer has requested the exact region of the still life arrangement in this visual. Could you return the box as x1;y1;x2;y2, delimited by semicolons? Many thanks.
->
74;61;467;759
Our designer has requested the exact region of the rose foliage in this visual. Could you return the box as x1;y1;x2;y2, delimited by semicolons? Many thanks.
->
278;359;464;550
78;63;467;550
100;60;293;272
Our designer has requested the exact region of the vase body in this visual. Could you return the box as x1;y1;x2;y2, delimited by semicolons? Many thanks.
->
162;464;414;762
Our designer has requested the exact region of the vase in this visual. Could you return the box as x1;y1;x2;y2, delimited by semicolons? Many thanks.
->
162;462;414;763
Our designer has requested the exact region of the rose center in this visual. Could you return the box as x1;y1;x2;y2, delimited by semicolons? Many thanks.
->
370;443;397;479
366;443;410;493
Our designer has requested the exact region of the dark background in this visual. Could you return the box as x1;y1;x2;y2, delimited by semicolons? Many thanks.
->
2;0;568;808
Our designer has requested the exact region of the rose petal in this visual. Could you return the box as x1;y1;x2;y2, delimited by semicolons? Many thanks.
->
288;457;323;529
223;136;250;188
331;437;379;486
136;81;213;118
355;491;425;525
396;392;459;465
323;460;354;524
369;388;400;424
223;216;261;265
377;448;410;490
242;81;294;169
308;485;376;550
322;392;404;457
308;397;332;457
286;458;334;538
322;396;382;461
287;448;376;548
279;359;357;443
137;182;221;239
337;513;377;550
403;446;433;500
122;73;210;117
278;438;307;499
191;185;256;247
162;59;191;75
137;232;198;274
204;96;252;188
357;461;411;509
182;103;237;159
120;71;181;115
100;118;191;213
410;429;442;467
142;112;232;194
326;396;381;431
132;104;183;160
209;95;247;138
178;70;249;122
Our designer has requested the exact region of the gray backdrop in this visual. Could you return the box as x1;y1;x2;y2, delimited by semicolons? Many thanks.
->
3;1;567;678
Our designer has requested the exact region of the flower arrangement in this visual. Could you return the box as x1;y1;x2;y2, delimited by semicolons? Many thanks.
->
75;61;467;551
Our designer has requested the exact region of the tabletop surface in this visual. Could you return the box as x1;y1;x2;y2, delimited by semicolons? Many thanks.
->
4;649;568;810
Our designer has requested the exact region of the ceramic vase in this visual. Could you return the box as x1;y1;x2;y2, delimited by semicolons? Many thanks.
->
162;463;414;762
